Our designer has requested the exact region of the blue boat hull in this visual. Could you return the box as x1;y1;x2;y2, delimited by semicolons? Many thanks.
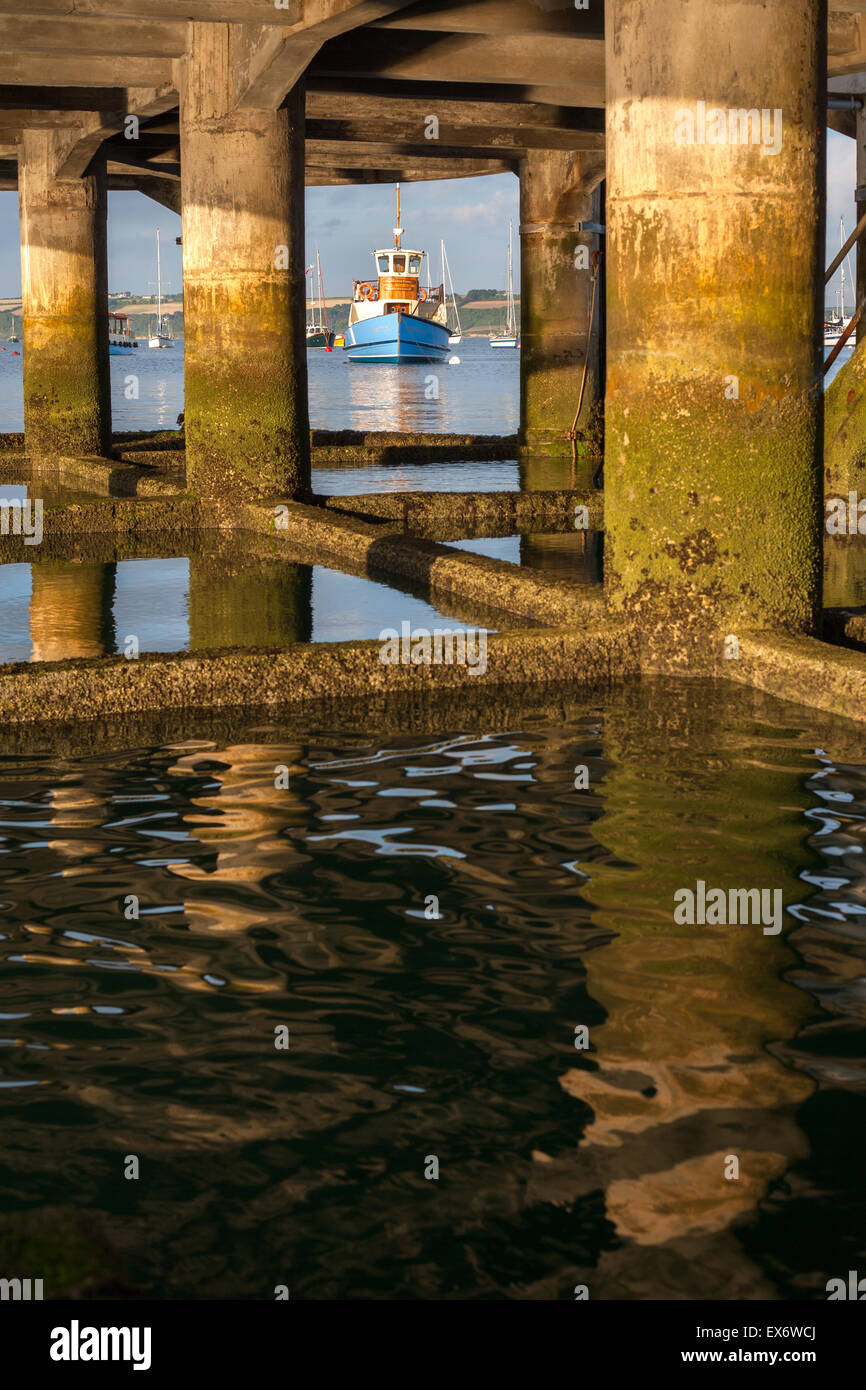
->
344;310;450;363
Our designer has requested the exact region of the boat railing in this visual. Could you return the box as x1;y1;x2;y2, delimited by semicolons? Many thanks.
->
352;279;445;305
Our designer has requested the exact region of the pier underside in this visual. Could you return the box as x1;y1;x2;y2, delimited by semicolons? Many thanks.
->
1;0;866;725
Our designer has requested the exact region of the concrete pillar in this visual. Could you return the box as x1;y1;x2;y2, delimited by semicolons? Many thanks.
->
519;151;604;475
604;0;825;647
19;131;110;459
179;22;310;497
856;105;866;345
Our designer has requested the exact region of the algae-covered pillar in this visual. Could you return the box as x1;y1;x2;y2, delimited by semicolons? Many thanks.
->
178;22;310;498
604;0;825;649
18;132;110;459
519;151;604;478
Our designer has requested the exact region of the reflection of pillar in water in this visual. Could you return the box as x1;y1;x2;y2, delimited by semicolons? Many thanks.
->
167;742;310;940
518;452;577;493
187;551;312;650
564;684;814;1292
29;560;116;661
824;537;866;610
518;530;594;583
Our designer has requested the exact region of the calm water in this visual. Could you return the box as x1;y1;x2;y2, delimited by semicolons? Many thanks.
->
0;337;519;435
1;680;865;1299
0;550;510;664
0;340;844;436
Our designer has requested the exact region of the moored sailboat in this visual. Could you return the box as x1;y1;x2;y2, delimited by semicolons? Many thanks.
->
147;229;173;349
306;247;335;348
343;185;450;363
489;219;519;349
441;239;462;345
825;216;855;351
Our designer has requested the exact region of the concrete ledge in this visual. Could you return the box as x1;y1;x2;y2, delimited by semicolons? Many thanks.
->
309;430;518;465
0;623;641;725
320;488;603;537
0;496;203;554
728;630;866;722
258;499;604;627
108;430;518;468
823;606;866;650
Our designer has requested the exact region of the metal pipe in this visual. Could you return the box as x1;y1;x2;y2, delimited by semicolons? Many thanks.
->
825;211;866;284
824;301;863;374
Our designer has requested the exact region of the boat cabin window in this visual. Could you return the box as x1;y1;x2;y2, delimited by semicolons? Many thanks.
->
393;255;405;273
408;254;421;274
377;255;389;273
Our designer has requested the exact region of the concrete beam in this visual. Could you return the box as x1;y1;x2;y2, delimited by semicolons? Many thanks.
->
305;136;518;165
0;86;127;111
306;116;604;152
310;31;606;103
372;0;603;36
232;4;419;108
0;0;302;18
105;150;181;179
0;16;187;57
112;173;181;213
0;55;173;88
305;154;513;178
305;88;604;132
233;29;322;109
33;86;178;182
829;8;866;74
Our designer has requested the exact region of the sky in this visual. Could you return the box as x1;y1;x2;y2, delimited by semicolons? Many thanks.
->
0;129;856;302
0;173;520;301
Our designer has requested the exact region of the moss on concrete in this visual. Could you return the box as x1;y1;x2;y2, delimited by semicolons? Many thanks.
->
605;371;822;652
824;341;866;497
0;622;641;725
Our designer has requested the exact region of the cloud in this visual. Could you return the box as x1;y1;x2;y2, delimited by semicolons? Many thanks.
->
449;186;516;228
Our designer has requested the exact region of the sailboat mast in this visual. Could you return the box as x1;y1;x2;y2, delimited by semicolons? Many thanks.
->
156;229;162;327
394;183;401;249
507;219;515;335
317;247;329;331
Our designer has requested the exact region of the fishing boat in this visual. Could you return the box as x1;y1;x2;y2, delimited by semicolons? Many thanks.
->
306;247;335;348
343;185;450;363
108;311;137;353
825;216;855;350
441;239;462;345
489;220;519;349
148;230;174;349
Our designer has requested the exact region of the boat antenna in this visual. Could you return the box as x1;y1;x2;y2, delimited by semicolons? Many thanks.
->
394;182;402;249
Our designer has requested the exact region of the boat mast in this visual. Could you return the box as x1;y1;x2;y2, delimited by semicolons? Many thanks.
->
317;247;329;331
394;183;402;249
506;220;515;336
441;239;461;336
156;229;162;331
